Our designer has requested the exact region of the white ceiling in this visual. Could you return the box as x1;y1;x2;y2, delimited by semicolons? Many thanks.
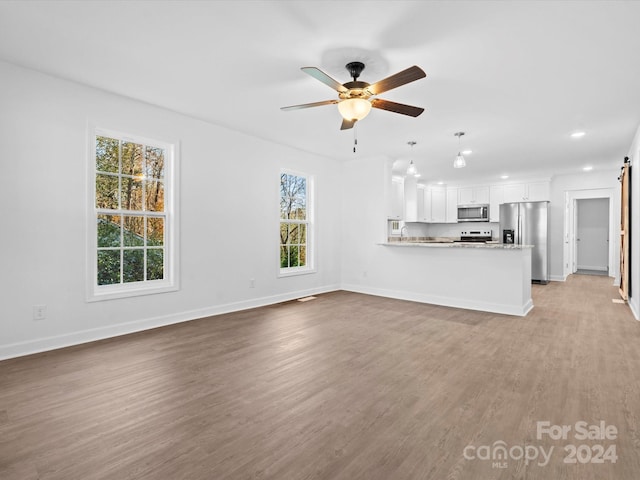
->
1;0;638;184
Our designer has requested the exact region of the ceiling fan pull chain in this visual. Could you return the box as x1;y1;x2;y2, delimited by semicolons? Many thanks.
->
353;123;358;153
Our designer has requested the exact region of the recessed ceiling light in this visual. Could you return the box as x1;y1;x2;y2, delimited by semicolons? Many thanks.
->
583;166;593;171
571;131;586;138
437;181;444;185
500;175;509;179
462;150;472;155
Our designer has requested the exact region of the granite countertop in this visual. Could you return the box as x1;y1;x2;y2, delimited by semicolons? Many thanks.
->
382;238;533;249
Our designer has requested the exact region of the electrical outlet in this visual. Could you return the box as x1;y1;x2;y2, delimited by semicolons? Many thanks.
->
249;278;255;288
33;305;46;321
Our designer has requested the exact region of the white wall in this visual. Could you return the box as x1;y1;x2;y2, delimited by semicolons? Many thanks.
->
0;61;343;359
548;170;620;281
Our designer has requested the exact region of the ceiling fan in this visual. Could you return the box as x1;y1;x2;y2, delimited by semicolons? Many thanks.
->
281;61;426;130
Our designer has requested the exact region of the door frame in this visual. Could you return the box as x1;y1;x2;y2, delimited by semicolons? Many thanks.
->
564;188;617;282
574;197;610;273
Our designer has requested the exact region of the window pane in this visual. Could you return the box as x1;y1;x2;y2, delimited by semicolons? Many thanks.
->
123;249;144;283
289;223;299;244
299;246;306;267
123;216;144;246
96;136;119;173
97;250;120;285
280;245;289;268
289;245;299;267
144;180;164;212
96;174;119;209
121;142;143;176
147;217;164;246
299;224;306;244
97;215;121;248
147;248;164;280
121;177;143;211
279;222;288;244
280;173;306;220
145;146;165;180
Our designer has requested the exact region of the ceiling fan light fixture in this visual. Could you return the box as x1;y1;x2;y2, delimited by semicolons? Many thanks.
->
337;98;372;121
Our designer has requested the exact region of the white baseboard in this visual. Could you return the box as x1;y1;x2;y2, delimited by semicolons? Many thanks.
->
0;284;340;361
550;275;567;282
630;298;640;321
341;283;533;317
576;265;608;271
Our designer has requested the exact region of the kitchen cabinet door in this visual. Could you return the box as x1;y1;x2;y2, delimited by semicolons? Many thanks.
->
404;176;419;222
458;187;474;205
430;188;446;223
446;187;458;223
503;183;527;203
526;182;550;201
423;187;433;222
474;186;490;204
388;177;404;220
417;186;427;222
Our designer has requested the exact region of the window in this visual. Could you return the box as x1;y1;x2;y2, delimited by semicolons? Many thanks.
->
88;128;178;300
279;172;313;275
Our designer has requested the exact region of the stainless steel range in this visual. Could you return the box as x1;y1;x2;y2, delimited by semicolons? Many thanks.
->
455;230;493;243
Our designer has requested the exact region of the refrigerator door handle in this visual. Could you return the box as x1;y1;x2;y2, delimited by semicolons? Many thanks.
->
518;205;523;244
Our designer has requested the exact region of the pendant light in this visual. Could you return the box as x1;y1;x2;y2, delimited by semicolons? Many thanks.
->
453;132;466;169
406;141;419;177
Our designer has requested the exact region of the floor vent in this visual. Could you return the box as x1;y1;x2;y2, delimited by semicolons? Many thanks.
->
297;296;317;302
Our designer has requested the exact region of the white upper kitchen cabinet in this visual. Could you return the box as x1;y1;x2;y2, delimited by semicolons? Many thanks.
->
502;183;526;203
417;186;428;222
502;181;550;203
403;176;419;222
430;187;447;223
525;182;551;201
458;185;490;205
446;187;458;223
388;176;404;220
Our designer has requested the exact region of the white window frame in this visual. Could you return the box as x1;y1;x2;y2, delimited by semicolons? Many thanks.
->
87;126;179;301
278;170;315;277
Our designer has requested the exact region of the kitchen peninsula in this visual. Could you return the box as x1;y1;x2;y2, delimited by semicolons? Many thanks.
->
377;240;533;316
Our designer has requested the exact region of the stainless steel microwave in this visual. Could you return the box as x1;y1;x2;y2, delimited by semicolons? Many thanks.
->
457;204;489;222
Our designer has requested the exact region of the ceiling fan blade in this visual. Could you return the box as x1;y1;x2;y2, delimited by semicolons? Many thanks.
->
280;99;338;111
340;118;356;130
301;67;348;93
371;98;424;117
366;66;426;95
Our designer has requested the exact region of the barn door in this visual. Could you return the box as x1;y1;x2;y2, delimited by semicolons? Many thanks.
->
619;159;630;300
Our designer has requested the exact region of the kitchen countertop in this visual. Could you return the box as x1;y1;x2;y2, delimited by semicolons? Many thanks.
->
381;241;533;249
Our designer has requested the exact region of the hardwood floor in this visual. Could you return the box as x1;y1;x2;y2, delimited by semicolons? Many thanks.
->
1;275;639;479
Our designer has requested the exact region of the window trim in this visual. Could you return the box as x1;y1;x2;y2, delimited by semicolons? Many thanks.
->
278;170;315;277
86;125;180;302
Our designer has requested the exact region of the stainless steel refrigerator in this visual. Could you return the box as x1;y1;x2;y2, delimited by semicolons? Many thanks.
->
499;201;550;284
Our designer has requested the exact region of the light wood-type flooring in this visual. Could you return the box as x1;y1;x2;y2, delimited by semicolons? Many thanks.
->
1;274;639;479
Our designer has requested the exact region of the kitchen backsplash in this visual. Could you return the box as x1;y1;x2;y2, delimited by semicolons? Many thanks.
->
391;221;500;239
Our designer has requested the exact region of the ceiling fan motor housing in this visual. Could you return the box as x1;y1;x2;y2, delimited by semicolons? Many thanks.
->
346;61;365;81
